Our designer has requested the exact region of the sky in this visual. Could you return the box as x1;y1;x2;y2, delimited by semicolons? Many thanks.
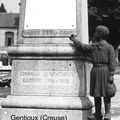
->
0;0;20;13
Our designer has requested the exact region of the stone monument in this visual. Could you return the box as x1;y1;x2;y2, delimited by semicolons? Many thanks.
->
1;0;93;120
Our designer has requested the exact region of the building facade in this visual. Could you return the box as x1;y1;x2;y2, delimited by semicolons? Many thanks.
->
0;13;19;50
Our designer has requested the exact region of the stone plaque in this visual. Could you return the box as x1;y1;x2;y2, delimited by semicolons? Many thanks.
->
1;108;87;120
23;0;76;37
24;0;76;29
11;60;85;96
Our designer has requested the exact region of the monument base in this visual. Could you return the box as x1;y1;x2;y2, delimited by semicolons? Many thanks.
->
1;45;93;120
1;96;93;120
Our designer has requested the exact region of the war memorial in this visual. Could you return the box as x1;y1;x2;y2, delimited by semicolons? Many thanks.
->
0;0;93;120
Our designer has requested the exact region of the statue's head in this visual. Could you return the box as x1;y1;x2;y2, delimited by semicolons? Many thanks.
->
94;25;109;41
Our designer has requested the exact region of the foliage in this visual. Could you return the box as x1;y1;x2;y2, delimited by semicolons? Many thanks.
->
0;3;7;12
88;0;120;48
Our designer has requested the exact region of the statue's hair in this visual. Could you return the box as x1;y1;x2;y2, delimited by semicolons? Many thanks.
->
95;25;109;39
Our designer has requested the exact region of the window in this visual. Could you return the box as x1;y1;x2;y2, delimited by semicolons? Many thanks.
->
5;32;14;46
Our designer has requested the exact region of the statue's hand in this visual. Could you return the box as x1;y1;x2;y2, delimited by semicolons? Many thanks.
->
109;75;114;84
69;34;77;41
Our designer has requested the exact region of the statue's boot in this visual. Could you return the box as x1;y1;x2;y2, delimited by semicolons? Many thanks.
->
104;97;111;120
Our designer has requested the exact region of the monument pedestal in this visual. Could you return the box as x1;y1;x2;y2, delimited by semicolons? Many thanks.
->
1;0;93;119
1;45;93;120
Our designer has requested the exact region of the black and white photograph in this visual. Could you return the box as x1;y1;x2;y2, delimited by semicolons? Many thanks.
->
0;0;120;120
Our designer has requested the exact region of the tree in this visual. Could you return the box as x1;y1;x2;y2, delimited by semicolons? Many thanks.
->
88;0;120;49
0;3;7;12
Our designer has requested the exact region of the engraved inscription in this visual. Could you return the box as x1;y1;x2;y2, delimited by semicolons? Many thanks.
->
12;60;83;96
18;70;75;85
23;29;75;37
